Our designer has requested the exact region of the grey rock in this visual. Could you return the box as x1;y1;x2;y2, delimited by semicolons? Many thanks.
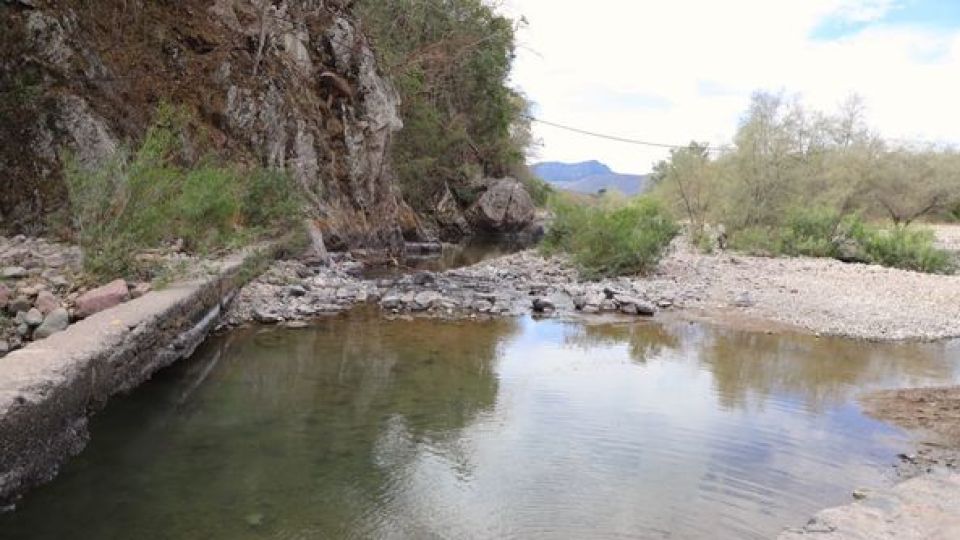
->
253;308;281;324
532;297;555;313
467;178;536;233
0;283;9;309
16;323;30;337
412;271;436;286
2;267;28;280
24;308;44;327
33;308;69;339
380;294;402;310
287;285;308;297
0;340;8;356
599;299;619;312
412;291;442;311
615;295;656;316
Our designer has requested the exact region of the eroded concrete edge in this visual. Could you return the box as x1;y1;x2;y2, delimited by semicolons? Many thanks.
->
0;247;269;508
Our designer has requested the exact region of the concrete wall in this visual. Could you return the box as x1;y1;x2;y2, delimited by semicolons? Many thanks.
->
0;250;264;508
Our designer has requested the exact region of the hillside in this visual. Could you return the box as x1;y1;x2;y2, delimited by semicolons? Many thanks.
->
532;161;651;196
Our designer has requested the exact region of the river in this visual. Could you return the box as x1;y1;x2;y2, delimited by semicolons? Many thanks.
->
3;310;959;539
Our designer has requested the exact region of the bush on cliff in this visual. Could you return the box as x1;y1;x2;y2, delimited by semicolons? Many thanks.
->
543;195;679;278
357;0;533;211
65;106;301;280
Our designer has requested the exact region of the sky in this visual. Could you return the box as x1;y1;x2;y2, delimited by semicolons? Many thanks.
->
500;0;960;174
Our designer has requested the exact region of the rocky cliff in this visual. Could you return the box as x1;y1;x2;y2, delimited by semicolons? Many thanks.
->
1;0;412;251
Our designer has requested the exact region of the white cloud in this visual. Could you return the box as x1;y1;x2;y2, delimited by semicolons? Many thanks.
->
501;0;960;173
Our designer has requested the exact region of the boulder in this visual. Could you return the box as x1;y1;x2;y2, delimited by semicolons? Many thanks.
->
33;308;69;339
74;279;130;318
35;290;60;314
467;178;535;233
24;308;44;327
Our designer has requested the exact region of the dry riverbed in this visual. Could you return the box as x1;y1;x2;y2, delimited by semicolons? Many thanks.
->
228;236;960;341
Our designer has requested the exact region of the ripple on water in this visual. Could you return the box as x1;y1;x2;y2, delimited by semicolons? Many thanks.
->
1;313;958;539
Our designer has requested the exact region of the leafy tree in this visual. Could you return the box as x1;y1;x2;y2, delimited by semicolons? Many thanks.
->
356;0;530;211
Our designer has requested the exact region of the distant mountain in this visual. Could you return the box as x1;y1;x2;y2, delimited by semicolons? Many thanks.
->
532;161;651;196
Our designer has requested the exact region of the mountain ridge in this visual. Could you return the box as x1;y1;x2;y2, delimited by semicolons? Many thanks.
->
532;161;651;196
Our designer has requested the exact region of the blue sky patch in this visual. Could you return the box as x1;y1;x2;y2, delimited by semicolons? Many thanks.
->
811;0;960;40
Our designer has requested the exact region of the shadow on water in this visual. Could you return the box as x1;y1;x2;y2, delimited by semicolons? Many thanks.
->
3;312;959;539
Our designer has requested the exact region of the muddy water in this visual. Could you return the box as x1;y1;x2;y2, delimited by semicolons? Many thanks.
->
3;313;959;539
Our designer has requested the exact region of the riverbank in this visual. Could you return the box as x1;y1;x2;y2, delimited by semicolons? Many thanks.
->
0;247;268;508
227;236;960;341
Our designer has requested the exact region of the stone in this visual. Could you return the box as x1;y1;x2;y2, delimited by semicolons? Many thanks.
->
0;340;8;356
16;323;30;337
573;295;587;311
412;291;442;311
24;308;44;327
0;283;9;309
615;295;656;316
287;285;308;297
380;294;402;310
19;286;40;298
34;290;59;314
8;296;32;315
599;299;619;312
130;282;152;299
412;271;436;286
74;279;130;318
33;308;69;339
253;308;281;324
532;297;555;313
467;178;536;233
2;267;27;280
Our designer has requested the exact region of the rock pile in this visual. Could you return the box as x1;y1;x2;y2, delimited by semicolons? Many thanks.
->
0;236;149;357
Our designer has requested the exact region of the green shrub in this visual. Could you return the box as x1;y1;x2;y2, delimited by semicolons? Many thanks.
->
776;206;842;258
726;205;952;274
543;196;678;278
66;107;301;280
859;226;953;274
728;226;778;255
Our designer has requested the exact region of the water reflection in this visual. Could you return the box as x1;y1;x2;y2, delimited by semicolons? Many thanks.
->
2;314;958;540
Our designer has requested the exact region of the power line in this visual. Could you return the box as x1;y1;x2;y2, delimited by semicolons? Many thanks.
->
523;115;725;152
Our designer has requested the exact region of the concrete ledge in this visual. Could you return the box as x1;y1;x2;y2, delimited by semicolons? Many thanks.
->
0;248;267;507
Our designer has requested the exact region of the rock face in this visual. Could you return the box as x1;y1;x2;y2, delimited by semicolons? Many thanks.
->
467;178;536;233
74;279;129;319
1;2;405;252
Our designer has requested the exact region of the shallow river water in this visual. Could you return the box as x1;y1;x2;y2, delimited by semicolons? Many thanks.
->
3;312;960;539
